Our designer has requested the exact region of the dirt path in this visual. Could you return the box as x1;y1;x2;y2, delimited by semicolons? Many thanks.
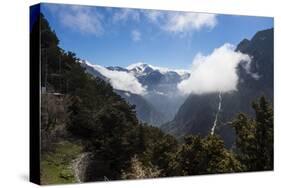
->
72;152;91;182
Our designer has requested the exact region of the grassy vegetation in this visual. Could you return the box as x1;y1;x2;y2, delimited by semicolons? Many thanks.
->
40;141;83;185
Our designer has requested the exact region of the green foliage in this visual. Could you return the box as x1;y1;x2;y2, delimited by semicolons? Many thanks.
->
40;13;61;89
40;141;83;185
176;134;242;175
62;58;141;179
232;96;273;171
137;124;179;176
40;13;59;48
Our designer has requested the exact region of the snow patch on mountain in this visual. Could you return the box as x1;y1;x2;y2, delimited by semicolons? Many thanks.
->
127;62;189;77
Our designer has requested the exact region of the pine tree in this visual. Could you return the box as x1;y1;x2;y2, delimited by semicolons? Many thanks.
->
232;96;273;171
176;134;242;175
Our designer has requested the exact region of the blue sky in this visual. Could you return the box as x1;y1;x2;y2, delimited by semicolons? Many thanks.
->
41;3;273;70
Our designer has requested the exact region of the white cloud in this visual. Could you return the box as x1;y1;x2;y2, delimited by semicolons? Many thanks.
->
85;61;147;95
48;5;104;35
145;10;164;23
177;43;251;95
149;64;189;76
144;10;217;34
47;5;218;37
163;12;217;34
112;8;140;23
131;30;141;42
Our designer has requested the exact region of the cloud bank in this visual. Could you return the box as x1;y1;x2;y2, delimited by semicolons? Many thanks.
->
85;62;147;95
177;43;251;95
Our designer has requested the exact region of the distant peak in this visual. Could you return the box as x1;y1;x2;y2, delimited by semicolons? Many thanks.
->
251;27;273;42
236;27;273;52
236;38;250;52
126;62;149;70
240;38;250;44
127;62;190;76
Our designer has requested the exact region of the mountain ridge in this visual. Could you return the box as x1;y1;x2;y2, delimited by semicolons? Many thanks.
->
161;28;273;147
80;61;189;126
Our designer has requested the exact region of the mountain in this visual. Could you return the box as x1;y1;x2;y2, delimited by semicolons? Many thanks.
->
126;63;190;121
80;61;190;126
127;62;189;83
127;63;155;77
161;28;273;147
80;61;107;81
115;90;166;126
107;66;129;72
